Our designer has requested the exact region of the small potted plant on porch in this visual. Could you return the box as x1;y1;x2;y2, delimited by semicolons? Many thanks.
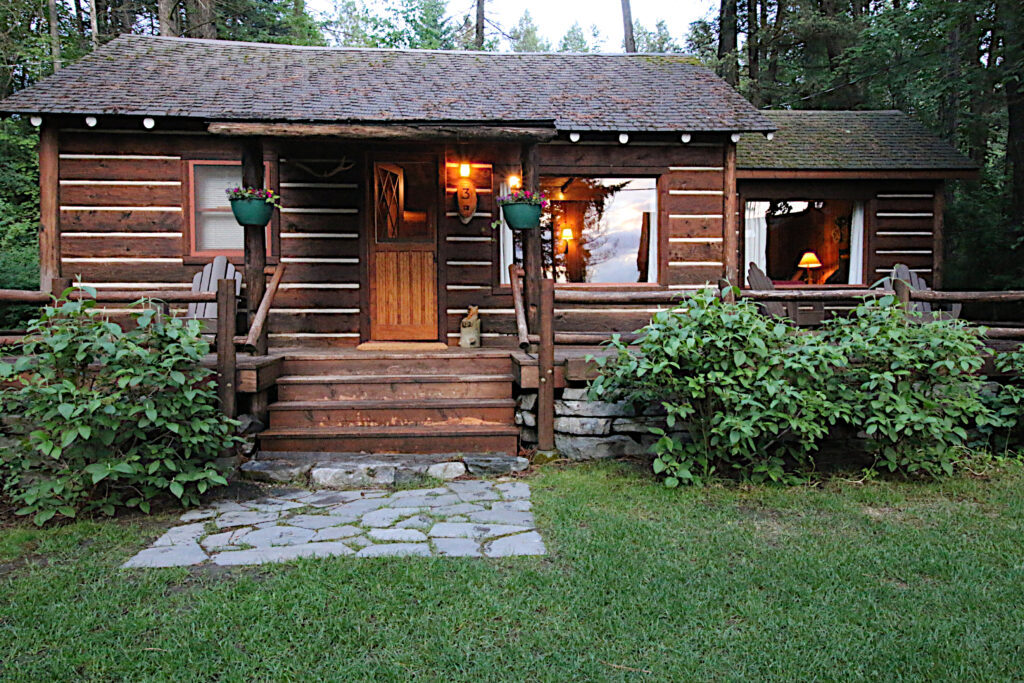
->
226;186;281;227
495;189;548;230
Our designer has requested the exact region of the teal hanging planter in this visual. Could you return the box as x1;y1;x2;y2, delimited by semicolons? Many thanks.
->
230;198;275;227
501;202;542;230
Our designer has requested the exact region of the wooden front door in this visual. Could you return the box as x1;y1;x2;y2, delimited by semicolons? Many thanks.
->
369;159;438;340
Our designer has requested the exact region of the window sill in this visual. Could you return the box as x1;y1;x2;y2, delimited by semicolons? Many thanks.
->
770;283;868;289
184;253;278;267
493;282;668;291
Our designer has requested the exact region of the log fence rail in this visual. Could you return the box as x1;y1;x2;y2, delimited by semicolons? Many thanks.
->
0;270;292;417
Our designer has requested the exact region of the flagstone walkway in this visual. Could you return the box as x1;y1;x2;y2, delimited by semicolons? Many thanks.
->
122;480;543;568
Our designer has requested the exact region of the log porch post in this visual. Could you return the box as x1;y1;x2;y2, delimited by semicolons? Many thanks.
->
723;141;739;285
241;138;268;355
39;122;60;292
537;278;555;451
521;143;541;333
216;278;238;418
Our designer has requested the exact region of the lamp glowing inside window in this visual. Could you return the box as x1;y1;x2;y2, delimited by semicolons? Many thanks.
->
459;163;471;178
508;175;521;189
540;176;658;284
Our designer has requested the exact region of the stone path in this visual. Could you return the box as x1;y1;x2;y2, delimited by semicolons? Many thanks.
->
122;480;543;568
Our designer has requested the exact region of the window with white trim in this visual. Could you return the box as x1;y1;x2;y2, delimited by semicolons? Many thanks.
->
187;161;272;257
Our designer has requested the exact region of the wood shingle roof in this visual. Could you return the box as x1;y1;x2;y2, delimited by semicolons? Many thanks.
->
737;110;977;171
0;35;774;133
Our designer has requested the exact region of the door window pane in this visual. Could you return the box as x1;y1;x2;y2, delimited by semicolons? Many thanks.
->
375;161;434;243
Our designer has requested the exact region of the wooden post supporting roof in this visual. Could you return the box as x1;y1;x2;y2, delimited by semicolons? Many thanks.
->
38;122;59;292
521;143;541;334
932;182;945;288
723;142;739;285
241;138;267;355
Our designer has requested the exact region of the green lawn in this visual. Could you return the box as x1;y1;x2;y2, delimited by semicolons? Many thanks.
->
2;462;1024;681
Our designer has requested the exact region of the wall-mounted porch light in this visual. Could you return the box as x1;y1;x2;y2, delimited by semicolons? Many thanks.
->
30;116;42;126
508;175;521;189
85;116;98;127
618;133;630;144
569;132;581;143
143;117;156;129
680;133;692;144
730;133;741;143
765;132;775;141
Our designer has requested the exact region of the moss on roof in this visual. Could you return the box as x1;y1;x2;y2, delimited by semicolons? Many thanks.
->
737;110;976;171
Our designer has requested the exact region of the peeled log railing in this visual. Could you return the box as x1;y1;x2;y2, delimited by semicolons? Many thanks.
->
0;269;288;418
509;277;1024;455
545;286;1024;341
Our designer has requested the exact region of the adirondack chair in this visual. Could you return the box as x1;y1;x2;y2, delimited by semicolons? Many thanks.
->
746;262;825;325
879;263;962;320
186;255;242;331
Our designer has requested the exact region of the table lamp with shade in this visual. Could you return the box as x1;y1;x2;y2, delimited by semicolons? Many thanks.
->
560;226;574;254
797;251;822;284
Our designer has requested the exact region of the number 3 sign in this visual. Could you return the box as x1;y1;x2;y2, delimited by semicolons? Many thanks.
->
455;176;478;225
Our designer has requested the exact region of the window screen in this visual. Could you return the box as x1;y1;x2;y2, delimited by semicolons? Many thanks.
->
193;164;244;252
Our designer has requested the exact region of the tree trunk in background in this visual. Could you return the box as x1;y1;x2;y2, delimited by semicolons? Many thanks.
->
159;0;179;36
746;0;760;105
72;0;86;38
621;0;635;52
188;0;216;39
938;22;961;143
89;0;99;47
718;0;738;84
48;0;62;71
475;0;484;49
965;11;993;166
763;0;785;104
999;0;1024;223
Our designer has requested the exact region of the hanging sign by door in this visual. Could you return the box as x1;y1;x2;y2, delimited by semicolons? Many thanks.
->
455;176;478;224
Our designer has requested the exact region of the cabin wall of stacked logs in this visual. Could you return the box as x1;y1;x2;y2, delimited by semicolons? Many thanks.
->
45;127;959;345
49;128;739;346
451;142;736;344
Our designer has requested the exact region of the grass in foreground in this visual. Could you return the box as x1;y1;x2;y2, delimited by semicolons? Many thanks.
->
2;462;1024;681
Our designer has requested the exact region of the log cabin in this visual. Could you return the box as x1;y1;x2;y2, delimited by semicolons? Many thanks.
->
0;36;978;464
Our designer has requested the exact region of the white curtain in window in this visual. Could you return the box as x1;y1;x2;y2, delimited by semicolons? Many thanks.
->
194;164;244;252
498;180;515;285
848;201;865;285
744;201;769;281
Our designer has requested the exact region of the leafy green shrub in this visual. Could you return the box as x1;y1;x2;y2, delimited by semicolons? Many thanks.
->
0;118;41;329
983;347;1024;452
590;288;845;486
0;290;238;524
818;296;996;477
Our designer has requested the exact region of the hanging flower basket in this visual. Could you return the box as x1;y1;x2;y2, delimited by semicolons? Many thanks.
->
226;187;280;227
495;189;548;231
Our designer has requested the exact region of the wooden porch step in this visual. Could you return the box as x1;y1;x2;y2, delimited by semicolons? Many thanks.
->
258;424;520;455
279;350;513;377
275;373;514;401
267;398;516;428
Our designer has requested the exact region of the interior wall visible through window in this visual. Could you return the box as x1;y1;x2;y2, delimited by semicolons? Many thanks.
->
744;199;865;286
538;176;658;284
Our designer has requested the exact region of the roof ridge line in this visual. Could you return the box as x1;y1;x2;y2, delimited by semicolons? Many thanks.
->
121;34;700;58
